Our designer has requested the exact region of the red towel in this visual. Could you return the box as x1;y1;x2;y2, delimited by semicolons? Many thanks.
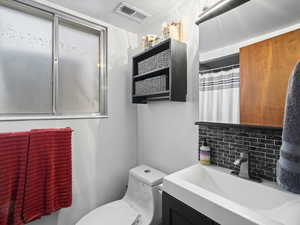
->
0;132;29;225
22;128;72;223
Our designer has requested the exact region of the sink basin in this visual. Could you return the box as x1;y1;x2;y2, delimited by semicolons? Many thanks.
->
163;164;300;225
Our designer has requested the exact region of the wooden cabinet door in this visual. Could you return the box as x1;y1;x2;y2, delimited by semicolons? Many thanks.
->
240;29;300;127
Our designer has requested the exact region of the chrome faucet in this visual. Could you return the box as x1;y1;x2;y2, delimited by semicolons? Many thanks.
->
233;152;250;179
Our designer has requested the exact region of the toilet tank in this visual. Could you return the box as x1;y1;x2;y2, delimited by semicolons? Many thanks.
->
123;165;166;225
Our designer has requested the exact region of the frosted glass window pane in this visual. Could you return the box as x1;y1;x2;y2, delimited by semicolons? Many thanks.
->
0;4;53;114
57;21;100;113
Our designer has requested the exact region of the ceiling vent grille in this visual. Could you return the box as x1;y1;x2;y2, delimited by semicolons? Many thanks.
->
115;2;151;23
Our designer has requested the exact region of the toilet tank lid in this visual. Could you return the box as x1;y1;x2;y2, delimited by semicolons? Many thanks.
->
129;165;167;186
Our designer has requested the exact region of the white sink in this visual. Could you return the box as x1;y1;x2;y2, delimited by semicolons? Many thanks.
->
163;164;300;225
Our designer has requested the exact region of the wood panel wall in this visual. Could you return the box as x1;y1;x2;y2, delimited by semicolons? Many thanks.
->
240;29;300;127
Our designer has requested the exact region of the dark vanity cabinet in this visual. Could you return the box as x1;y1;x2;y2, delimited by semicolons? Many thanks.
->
163;192;220;225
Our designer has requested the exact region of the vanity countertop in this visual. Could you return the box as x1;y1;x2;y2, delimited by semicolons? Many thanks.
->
163;164;300;225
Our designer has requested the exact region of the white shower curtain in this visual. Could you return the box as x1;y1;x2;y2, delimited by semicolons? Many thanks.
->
199;67;240;123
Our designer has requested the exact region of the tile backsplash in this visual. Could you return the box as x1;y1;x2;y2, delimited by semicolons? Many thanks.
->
198;123;282;182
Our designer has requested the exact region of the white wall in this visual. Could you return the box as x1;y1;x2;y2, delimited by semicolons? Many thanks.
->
136;0;300;175
136;0;203;174
0;1;138;225
4;0;300;224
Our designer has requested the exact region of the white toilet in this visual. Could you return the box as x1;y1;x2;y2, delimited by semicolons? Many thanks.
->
76;165;166;225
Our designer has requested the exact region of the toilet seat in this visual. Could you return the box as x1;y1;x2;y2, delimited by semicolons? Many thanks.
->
76;200;140;225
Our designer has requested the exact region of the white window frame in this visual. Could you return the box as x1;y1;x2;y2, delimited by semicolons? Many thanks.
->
0;0;108;121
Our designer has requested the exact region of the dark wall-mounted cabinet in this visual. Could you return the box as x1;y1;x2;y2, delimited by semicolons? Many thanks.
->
163;192;220;225
132;39;187;104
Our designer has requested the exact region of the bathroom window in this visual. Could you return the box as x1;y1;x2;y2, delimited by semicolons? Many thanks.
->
0;1;107;120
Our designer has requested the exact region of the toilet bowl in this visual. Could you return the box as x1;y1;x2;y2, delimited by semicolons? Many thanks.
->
76;165;166;225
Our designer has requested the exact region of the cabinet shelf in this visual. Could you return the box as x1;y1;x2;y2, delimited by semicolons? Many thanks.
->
132;38;187;104
133;90;170;98
133;67;169;80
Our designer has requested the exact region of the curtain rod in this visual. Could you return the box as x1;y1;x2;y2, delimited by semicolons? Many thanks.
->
199;64;240;74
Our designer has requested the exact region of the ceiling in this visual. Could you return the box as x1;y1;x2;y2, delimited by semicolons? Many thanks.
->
47;0;189;33
47;0;300;54
198;0;300;53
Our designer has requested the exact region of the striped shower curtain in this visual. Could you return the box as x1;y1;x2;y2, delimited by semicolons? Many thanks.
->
199;67;240;123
